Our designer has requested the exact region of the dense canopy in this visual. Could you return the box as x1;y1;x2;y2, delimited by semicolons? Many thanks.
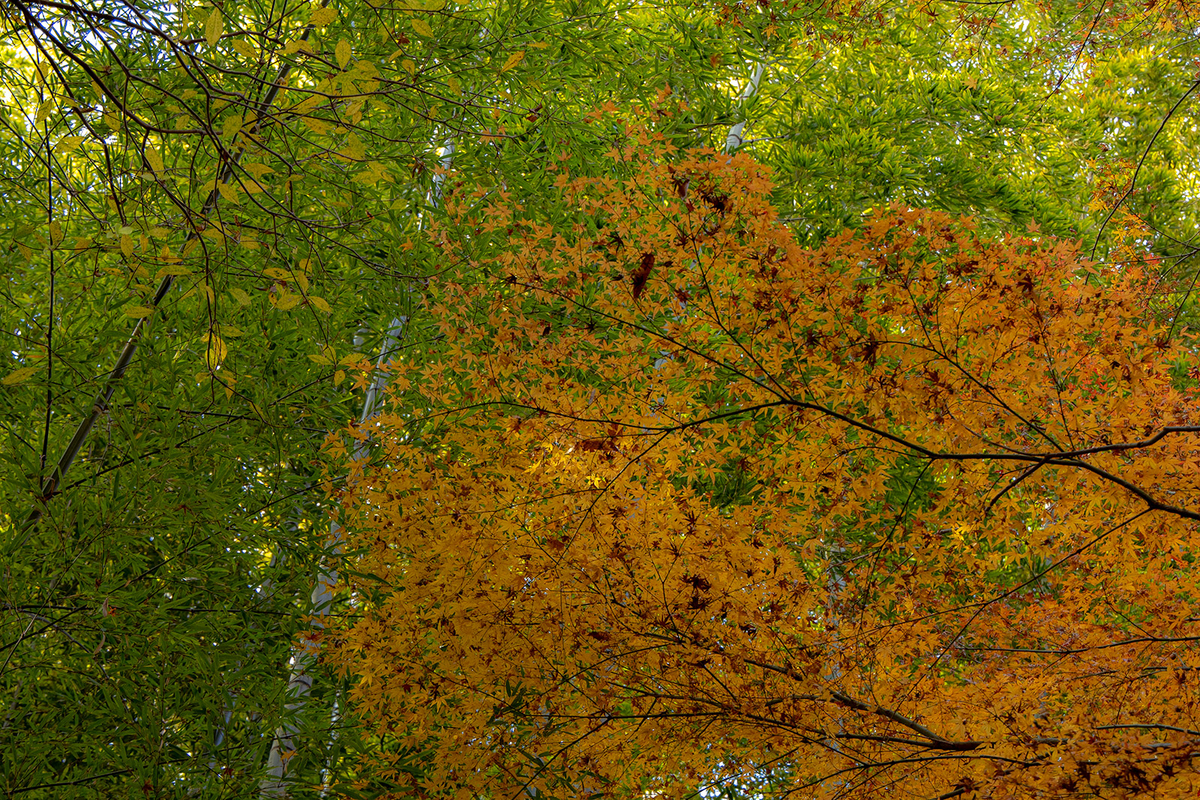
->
1;0;1199;798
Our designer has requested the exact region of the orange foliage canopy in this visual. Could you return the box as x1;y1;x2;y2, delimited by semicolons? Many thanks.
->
328;123;1200;799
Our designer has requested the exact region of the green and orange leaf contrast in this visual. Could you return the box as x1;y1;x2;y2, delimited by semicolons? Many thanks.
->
329;119;1200;799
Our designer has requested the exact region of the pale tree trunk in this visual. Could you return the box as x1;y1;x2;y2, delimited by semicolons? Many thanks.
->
725;62;766;153
259;139;455;797
258;321;403;797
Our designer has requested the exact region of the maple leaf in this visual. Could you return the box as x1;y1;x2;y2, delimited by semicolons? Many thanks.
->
330;119;1200;800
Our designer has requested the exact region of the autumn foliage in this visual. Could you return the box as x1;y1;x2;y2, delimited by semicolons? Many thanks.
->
327;120;1200;798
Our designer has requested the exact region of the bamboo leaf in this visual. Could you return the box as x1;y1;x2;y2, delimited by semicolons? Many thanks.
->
2;365;38;385
500;51;524;72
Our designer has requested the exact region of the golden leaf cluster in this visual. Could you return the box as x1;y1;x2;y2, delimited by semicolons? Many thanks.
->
328;121;1200;799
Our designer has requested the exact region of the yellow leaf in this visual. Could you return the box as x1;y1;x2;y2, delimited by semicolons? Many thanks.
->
275;292;301;311
293;95;322;115
309;353;332;366
124;306;156;318
206;334;227;368
56;136;85;154
244;162;274;179
339;353;364;366
334;369;346;385
401;59;416;77
155;264;192;277
310;296;332;313
424;0;446;9
501;51;524;73
74;237;93;251
448;76;461;95
336;39;352;68
233;38;257;59
339;133;366;161
120;234;134;257
2;366;38;385
231;287;252;306
205;8;223;47
202;227;227;246
35;100;55;125
311;6;337;26
303;116;330;135
411;18;433;37
217;182;240;204
48;221;63;248
221;114;242;140
264;267;291;280
145;146;164;174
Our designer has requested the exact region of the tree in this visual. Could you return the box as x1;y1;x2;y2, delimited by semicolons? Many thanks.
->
0;0;763;795
329;116;1200;799
3;0;1200;796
